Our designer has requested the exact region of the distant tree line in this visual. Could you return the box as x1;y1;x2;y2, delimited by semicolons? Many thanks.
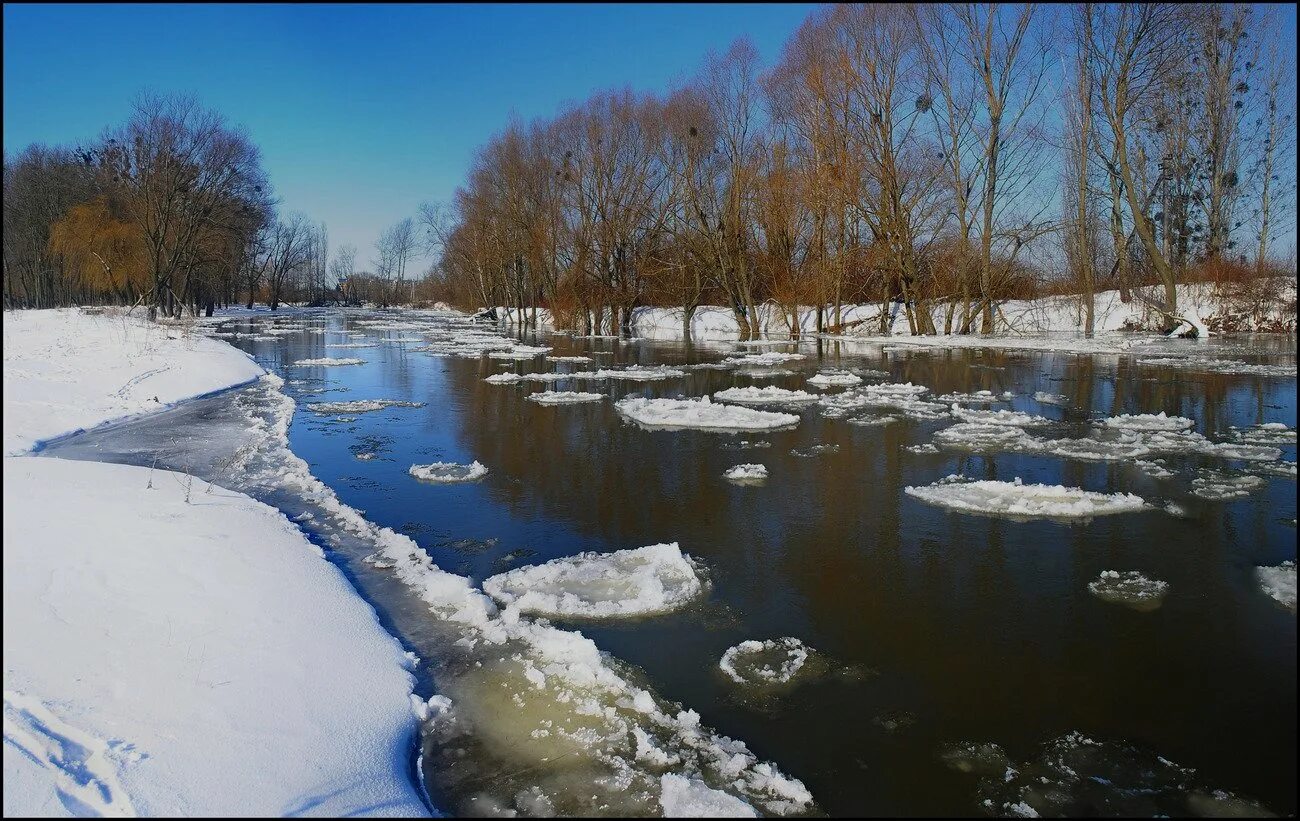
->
3;93;339;317
421;3;1296;336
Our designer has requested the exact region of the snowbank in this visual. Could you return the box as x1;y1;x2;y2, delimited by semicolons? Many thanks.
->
482;543;706;619
616;396;800;432
2;309;265;455
2;457;427;817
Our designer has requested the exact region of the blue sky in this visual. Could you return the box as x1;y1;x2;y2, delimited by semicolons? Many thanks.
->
4;3;814;267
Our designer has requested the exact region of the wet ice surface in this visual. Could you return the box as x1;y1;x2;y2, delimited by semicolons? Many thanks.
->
1087;570;1171;611
905;476;1148;522
48;311;1297;817
719;639;811;687
409;461;489;483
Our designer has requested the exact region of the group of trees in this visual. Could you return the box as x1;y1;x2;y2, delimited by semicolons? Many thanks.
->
4;93;343;317
426;3;1296;336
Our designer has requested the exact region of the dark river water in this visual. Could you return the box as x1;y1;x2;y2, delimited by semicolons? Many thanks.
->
43;310;1297;817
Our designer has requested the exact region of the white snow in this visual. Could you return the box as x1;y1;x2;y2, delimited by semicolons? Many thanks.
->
905;476;1148;520
724;464;769;483
719;638;811;687
1255;562;1296;610
615;396;800;432
2;457;427;817
408;461;489;483
482;543;706;619
713;386;819;406
2;309;264;455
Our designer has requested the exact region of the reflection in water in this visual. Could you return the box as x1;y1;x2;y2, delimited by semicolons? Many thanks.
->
44;311;1298;816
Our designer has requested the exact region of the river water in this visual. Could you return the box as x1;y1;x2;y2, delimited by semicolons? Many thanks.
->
42;309;1296;817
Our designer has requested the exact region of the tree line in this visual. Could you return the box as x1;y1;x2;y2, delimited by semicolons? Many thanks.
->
3;92;347;317
423;3;1295;336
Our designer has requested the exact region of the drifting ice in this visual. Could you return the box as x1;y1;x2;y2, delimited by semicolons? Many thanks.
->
719;638;811;687
713;386;819;406
1087;571;1170;611
724;464;769;483
1256;562;1296;609
905;476;1147;520
408;461;489;483
615;396;800;432
527;391;605;405
482;543;706;619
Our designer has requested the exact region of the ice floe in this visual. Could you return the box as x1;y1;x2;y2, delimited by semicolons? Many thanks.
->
304;399;424;414
1255;562;1296;609
660;774;758;818
408;461;489;483
482;543;706;619
484;372;523;384
1087;571;1170;611
719;638;811;687
1101;412;1195;432
723;351;806;368
905;476;1147;521
615;396;800;432
724;464;769;483
807;370;862;388
936;390;1015;404
1229;422;1296;445
592;365;688;381
1033;392;1070;406
713;386;820;406
289;357;364;367
527;391;606;405
950;405;1051;427
1190;469;1265;500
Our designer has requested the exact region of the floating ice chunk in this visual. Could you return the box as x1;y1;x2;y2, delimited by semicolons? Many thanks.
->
546;355;593;363
355;452;377;461
807;370;862;387
527;391;605;405
484;373;523;384
1135;459;1175;479
1033;437;1151;462
1256;562;1296;610
289;357;364;367
719;638;810;686
1251;460;1297;479
723;351;806;367
907;443;940;454
1230;422;1296;445
933;424;1033;452
1087;571;1170;611
724;464;768;483
790;444;839;457
324;342;377;348
660;774;758;818
713;386;819;406
905;476;1147;521
408;461;489;483
1190;469;1265;500
305;399;424;414
615;396;799;432
488;346;552;360
848;415;899;427
739;368;797;379
593;365;688;381
1033;392;1070;407
482;543;705;619
936;390;1014;403
1101;412;1195;432
950;404;1051;427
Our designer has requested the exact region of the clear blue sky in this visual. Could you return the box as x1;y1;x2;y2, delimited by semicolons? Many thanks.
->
4;3;815;268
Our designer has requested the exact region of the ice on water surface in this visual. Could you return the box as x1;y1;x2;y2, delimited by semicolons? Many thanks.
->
408;461;489;483
1087;571;1170;611
905;476;1147;521
482;542;706;619
724;463;768;483
527;390;605;405
615;396;800;432
719;638;811;687
1256;562;1296;610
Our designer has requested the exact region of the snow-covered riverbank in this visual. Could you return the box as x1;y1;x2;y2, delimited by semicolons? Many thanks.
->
2;308;429;816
